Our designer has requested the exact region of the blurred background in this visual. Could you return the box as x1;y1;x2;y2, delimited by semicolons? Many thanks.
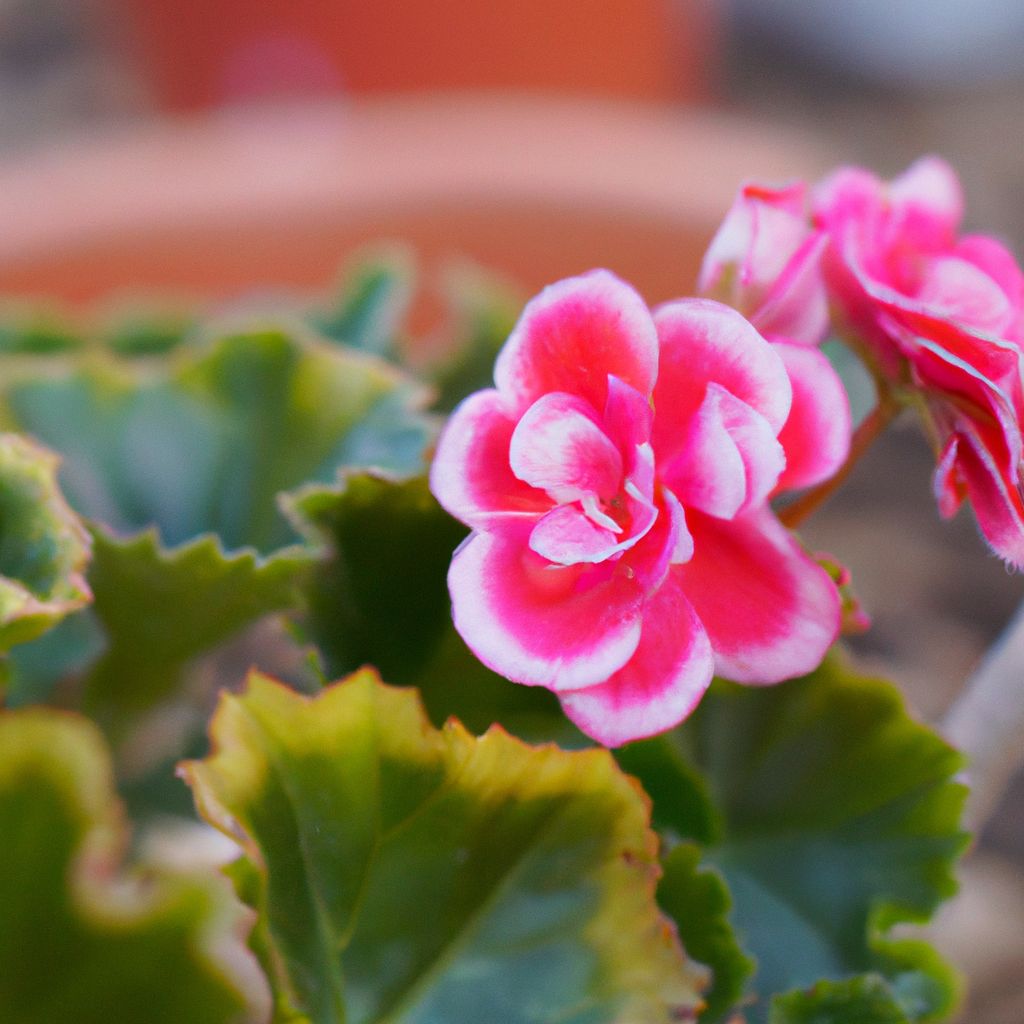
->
0;1;1021;1018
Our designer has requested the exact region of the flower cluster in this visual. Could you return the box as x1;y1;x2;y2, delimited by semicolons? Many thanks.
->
431;156;1024;746
430;272;846;745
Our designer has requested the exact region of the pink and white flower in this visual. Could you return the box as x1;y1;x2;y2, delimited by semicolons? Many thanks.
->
699;180;829;346
430;270;845;746
814;157;1024;566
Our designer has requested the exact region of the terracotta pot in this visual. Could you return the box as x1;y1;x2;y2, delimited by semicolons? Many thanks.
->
0;96;825;313
109;0;716;111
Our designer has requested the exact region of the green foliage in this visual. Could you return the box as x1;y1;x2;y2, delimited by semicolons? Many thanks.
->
629;656;967;1023
82;527;311;731
0;433;91;655
313;245;415;358
0;707;263;1023
657;844;755;1022
183;670;704;1024
769;975;912;1024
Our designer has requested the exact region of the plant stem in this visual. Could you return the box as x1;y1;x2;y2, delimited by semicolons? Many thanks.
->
778;397;897;529
944;599;1024;829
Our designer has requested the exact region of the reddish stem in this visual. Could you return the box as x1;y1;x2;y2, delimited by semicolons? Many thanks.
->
778;398;897;529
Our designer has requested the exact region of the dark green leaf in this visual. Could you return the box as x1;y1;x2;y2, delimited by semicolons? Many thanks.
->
769;975;911;1024
660;655;967;1022
657;843;755;1023
0;707;265;1023
183;670;704;1024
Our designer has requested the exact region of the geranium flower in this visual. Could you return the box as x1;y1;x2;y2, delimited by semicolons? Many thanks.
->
699;180;829;346
814;157;1024;566
430;270;844;746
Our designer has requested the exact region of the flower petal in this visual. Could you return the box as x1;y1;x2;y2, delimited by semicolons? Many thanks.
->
677;509;840;683
772;340;852;493
944;424;1024;568
663;383;784;519
754;231;830;345
430;389;550;529
559;575;714;746
652;300;792;472
509;392;623;502
494;269;658;413
448;530;645;691
887;155;963;249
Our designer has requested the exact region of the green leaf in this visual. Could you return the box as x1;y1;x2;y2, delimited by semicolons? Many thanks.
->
424;263;522;413
183;670;704;1024
769;975;911;1024
286;472;580;743
0;305;82;354
82;526;312;730
286;473;467;685
0;433;91;656
646;654;967;1023
0;707;265;1023
313;246;415;358
657;844;754;1023
2;328;432;553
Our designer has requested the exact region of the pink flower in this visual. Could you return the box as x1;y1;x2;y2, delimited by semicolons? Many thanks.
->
430;270;844;746
699;181;829;346
814;157;1024;566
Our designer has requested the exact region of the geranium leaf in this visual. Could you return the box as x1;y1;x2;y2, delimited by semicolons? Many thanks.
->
313;246;415;358
0;329;432;723
643;654;966;1023
0;707;266;1023
183;670;704;1024
286;473;579;742
769;975;911;1024
0;433;91;656
657;844;755;1023
82;526;312;730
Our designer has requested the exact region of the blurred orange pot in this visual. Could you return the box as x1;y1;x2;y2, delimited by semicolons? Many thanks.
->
0;97;825;316
111;0;715;111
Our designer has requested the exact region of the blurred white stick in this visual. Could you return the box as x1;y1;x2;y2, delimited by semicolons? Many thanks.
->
945;600;1024;829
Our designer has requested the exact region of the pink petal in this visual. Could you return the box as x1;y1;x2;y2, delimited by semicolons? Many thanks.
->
602;374;654;467
494;269;658;414
663;383;784;519
559;574;714;746
448;529;645;691
529;505;620;564
887;156;963;249
652;301;792;476
509;392;623;502
956;235;1024;315
772;340;852;493
677;508;840;683
945;424;1024;568
430;388;550;529
754;231;830;346
699;181;809;307
528;487;658;566
933;433;965;519
914;255;1013;334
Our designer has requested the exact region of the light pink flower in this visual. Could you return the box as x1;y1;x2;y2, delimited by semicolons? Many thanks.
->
430;270;844;746
699;180;829;346
814;157;1024;566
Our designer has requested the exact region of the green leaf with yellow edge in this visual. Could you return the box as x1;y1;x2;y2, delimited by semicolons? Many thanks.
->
630;654;967;1024
0;433;91;656
0;707;266;1023
183;670;705;1024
